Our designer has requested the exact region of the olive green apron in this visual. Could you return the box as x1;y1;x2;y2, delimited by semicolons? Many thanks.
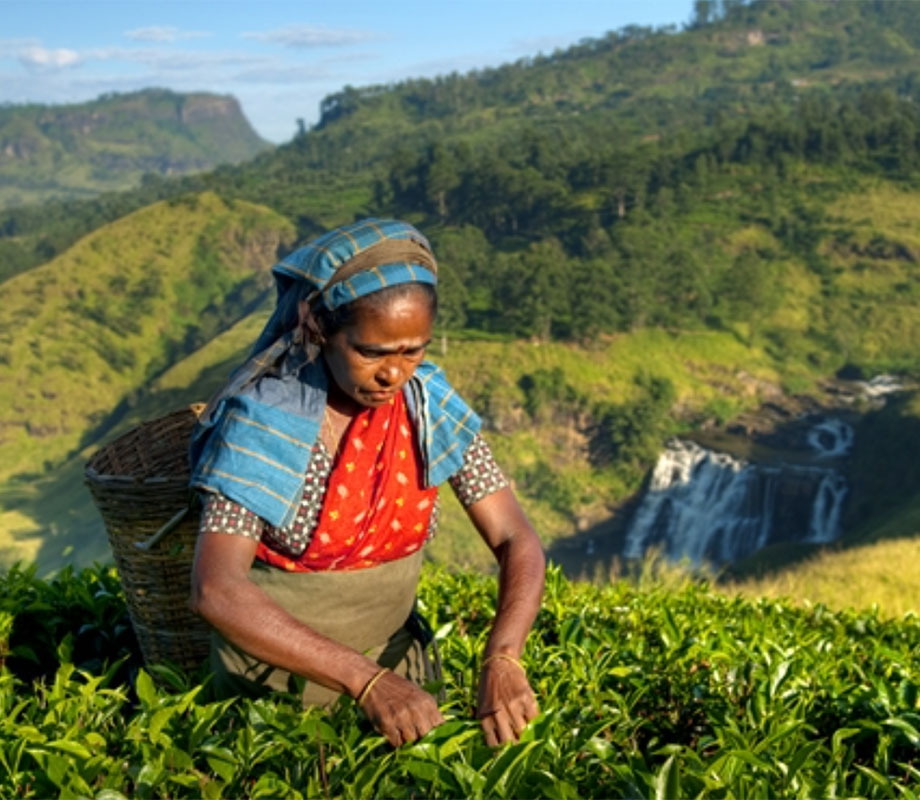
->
211;550;440;707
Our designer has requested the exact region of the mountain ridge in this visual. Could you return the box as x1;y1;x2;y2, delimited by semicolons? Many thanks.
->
0;88;271;209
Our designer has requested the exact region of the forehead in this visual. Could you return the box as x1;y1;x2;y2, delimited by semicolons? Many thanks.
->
344;291;433;344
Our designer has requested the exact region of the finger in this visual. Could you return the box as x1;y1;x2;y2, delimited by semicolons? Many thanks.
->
491;709;517;745
383;726;402;748
507;704;529;738
412;699;444;739
480;714;500;748
405;702;444;744
428;707;447;731
519;688;539;722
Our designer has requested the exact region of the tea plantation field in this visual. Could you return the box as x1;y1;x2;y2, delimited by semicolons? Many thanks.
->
2;563;920;798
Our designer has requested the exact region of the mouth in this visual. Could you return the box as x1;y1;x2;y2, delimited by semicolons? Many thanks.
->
363;390;395;402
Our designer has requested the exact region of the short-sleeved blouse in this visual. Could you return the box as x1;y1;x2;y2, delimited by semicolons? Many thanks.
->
199;432;507;558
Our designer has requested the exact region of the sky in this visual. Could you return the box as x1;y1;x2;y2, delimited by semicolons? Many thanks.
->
2;0;694;144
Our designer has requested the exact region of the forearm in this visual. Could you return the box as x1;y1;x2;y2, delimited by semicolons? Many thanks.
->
483;529;546;658
192;572;380;698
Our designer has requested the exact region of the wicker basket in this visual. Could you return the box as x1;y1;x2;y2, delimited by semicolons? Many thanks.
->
84;405;211;672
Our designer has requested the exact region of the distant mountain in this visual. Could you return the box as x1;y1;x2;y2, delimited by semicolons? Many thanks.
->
6;0;920;281
0;89;271;208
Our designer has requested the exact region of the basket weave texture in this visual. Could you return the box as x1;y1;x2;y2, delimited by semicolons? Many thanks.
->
84;406;210;672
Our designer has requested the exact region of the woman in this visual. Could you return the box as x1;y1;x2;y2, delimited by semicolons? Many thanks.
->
189;218;545;748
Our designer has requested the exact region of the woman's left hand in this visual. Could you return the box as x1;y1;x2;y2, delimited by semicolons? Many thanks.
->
476;656;538;746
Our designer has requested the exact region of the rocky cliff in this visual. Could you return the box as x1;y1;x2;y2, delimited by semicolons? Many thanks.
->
0;89;270;208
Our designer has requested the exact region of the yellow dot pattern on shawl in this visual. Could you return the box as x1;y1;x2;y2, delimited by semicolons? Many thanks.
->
256;389;438;572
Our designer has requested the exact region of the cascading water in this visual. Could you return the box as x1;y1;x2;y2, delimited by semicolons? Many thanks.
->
807;419;853;458
623;418;852;565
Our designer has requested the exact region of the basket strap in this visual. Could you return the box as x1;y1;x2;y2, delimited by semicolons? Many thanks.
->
135;505;191;552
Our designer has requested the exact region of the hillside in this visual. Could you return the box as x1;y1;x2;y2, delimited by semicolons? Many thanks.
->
0;89;270;209
0;192;294;485
5;170;920;574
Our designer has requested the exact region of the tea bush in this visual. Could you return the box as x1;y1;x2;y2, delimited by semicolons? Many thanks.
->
2;563;920;798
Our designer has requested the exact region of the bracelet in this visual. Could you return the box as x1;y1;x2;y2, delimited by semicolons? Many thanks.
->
481;653;526;673
356;667;390;707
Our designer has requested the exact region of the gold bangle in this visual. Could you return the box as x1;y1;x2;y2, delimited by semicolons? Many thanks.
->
481;653;526;673
356;667;390;707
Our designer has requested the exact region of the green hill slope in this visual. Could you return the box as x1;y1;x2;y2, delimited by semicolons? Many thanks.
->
0;191;294;484
6;169;920;577
0;89;270;209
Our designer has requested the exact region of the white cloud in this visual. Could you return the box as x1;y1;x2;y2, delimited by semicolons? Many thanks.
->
243;24;382;49
19;46;81;69
85;46;264;71
124;26;210;43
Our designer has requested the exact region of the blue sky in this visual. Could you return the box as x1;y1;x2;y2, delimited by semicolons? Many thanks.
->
3;0;693;144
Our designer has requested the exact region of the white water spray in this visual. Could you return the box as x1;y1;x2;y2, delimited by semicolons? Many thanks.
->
624;420;850;565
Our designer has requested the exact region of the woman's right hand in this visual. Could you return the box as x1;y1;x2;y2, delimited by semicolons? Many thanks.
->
358;670;445;747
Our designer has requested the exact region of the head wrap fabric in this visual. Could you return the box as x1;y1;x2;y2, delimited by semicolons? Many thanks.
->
189;218;480;529
251;218;437;355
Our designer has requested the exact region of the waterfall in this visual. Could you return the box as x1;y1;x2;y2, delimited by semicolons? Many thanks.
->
807;472;848;543
807;418;853;458
624;421;850;565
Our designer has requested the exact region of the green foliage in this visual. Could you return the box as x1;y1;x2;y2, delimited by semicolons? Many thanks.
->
0;191;294;483
0;563;141;685
3;563;920;797
518;367;585;422
588;373;677;473
845;392;920;531
514;461;581;521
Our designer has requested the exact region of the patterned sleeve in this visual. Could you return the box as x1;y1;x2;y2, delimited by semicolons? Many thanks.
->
199;491;266;541
448;432;509;508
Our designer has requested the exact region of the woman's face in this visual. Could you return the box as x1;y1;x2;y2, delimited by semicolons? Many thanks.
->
322;290;434;409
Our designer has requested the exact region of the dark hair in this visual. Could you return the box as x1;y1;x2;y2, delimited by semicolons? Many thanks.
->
307;282;438;341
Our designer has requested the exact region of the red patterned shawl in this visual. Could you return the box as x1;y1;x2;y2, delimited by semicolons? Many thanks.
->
255;393;437;572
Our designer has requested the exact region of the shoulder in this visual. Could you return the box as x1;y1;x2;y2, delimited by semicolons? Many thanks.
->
449;432;508;508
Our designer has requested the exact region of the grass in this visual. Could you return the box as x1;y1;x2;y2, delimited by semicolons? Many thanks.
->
726;535;920;620
0;191;293;484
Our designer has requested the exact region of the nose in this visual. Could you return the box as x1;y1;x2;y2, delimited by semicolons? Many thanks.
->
375;358;403;387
